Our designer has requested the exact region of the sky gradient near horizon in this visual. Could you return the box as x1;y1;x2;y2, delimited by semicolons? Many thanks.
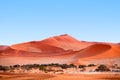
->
0;0;120;45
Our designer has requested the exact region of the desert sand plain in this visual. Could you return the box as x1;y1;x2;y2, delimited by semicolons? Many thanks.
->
0;72;120;80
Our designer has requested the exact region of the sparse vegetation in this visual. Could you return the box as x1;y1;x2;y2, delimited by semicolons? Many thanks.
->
0;63;119;73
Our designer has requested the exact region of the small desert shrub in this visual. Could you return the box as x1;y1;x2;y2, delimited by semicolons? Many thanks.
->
88;64;96;67
13;64;20;67
78;65;86;68
95;65;110;72
0;65;10;72
39;66;47;71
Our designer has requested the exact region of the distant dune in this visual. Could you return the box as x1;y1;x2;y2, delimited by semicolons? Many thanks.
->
0;34;120;65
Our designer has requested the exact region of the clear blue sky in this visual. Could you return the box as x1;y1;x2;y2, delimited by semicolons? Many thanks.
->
0;0;120;45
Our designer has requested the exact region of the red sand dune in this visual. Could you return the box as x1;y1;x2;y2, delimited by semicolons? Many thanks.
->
0;34;120;65
73;44;120;65
40;34;93;51
0;45;9;51
74;44;112;58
